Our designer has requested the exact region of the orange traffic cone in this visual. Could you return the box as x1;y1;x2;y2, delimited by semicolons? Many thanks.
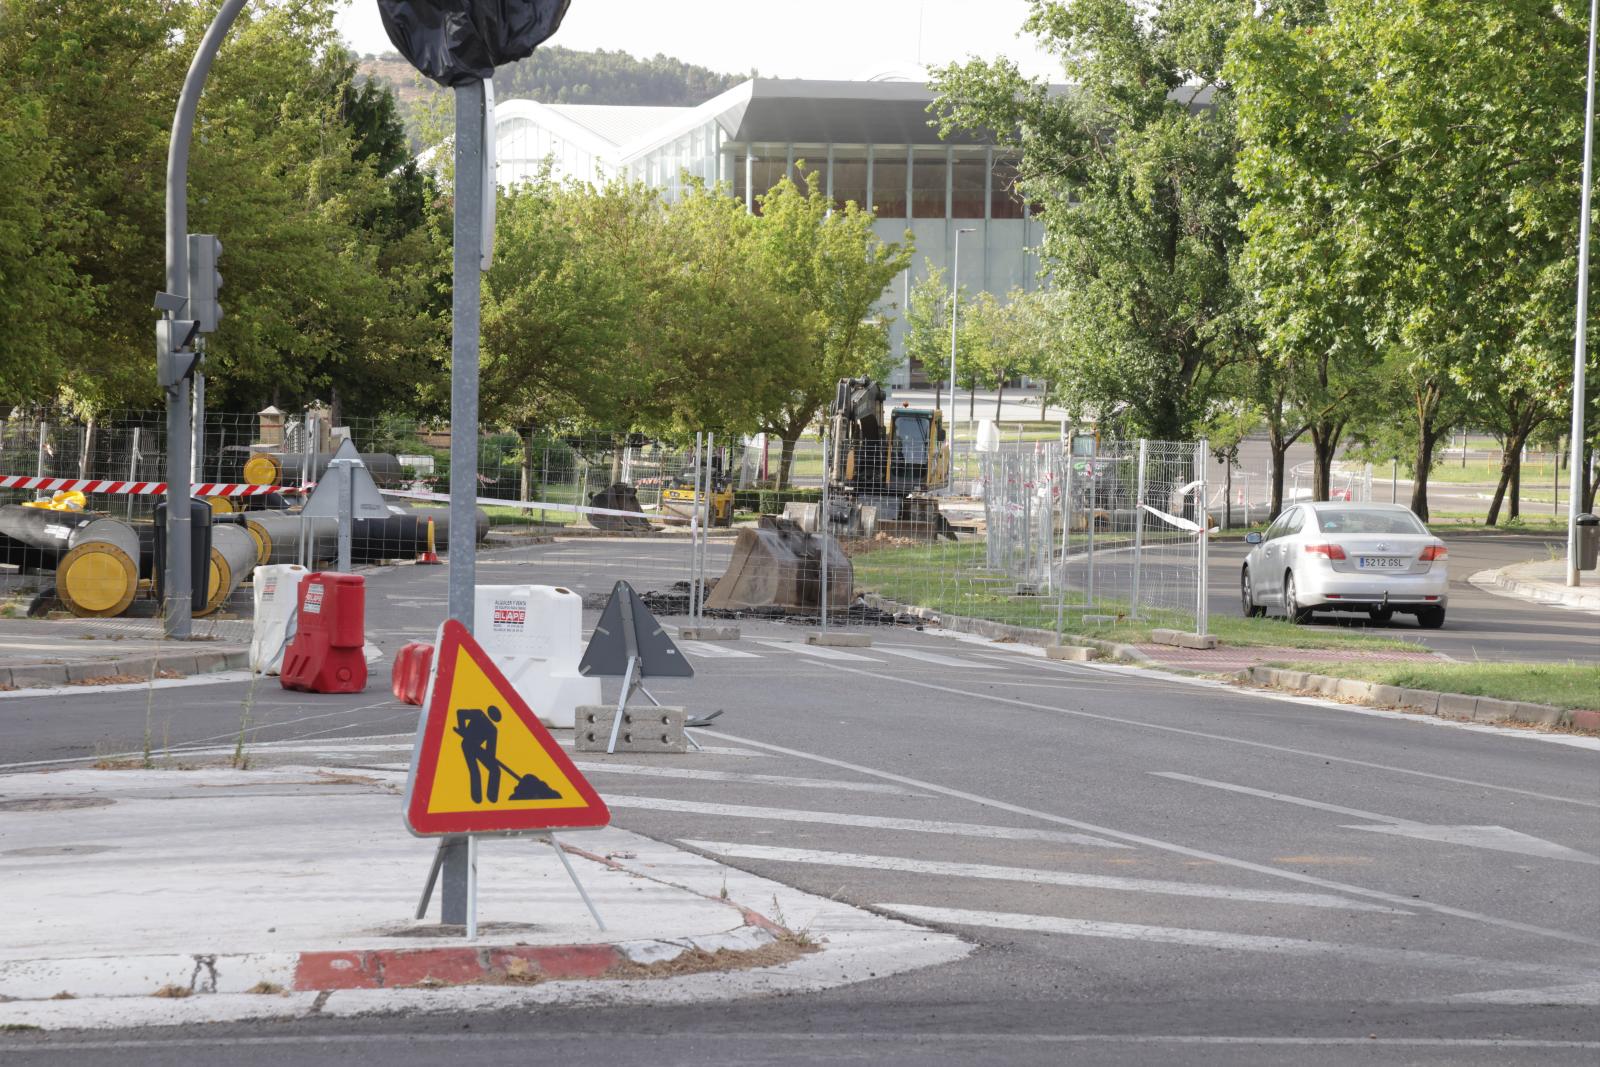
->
417;516;442;565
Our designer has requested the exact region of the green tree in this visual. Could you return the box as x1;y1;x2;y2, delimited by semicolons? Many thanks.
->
751;174;912;487
931;0;1256;442
904;265;953;410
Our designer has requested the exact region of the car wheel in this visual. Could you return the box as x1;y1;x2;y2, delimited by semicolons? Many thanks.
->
1284;571;1312;625
1241;567;1265;618
1369;608;1394;624
1416;606;1446;629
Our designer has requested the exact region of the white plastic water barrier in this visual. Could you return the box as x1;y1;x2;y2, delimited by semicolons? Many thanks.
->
250;564;309;675
472;584;599;729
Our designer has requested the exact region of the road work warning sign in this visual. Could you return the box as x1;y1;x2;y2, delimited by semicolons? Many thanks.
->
404;619;609;836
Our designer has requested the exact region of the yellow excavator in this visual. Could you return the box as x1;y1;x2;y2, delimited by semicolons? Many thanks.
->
820;376;953;540
659;449;735;527
706;377;952;615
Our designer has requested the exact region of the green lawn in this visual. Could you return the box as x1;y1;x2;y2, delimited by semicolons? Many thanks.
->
850;540;1417;652
1272;660;1600;710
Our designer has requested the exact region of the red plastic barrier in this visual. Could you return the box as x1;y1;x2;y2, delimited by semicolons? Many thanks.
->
391;641;435;705
280;572;368;694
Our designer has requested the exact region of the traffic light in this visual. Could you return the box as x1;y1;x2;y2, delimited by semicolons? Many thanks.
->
156;317;201;387
187;234;223;333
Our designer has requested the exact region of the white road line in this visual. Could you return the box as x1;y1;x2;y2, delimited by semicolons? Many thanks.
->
0;671;257;701
797;661;1600;809
677;641;760;659
877;905;1600;984
751;640;882;662
872;646;1001;669
1154;772;1600;865
1437;980;1600;1005
603;795;1132;848
703;728;1600;949
574;764;921;795
682;841;1401;912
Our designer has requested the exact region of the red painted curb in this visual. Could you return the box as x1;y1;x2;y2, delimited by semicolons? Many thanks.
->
1568;709;1600;732
293;943;627;991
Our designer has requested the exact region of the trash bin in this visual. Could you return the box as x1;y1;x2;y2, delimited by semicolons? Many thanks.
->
1579;514;1599;571
153;499;213;614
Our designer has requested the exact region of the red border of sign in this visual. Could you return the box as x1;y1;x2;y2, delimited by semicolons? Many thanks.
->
404;619;610;836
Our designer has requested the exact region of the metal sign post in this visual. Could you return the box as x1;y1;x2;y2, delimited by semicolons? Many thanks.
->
819;431;831;632
1196;438;1211;638
1130;439;1147;619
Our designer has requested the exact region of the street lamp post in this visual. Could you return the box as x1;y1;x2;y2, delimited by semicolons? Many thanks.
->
948;227;975;427
1569;0;1598;587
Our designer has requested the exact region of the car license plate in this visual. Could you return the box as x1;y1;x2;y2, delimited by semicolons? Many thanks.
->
1358;556;1405;569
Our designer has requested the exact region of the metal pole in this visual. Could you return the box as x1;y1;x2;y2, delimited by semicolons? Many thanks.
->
440;78;488;928
1130;439;1147;619
1571;0;1599;585
1056;446;1069;638
35;420;46;478
948;228;975;436
1555;440;1562;518
191;368;205;482
162;0;247;640
298;412;315;569
333;459;353;572
1196;438;1210;637
128;428;141;521
820;431;830;631
703;433;714;622
689;432;703;622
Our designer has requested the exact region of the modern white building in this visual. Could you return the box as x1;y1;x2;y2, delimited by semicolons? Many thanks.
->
492;78;1048;387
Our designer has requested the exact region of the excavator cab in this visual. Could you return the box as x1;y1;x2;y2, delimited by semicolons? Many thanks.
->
887;407;949;494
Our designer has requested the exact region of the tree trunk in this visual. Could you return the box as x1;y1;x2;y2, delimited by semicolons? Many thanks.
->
968;384;976;420
1585;443;1598;511
1410;426;1438;521
1224;463;1233;530
1039;384;1049;419
1310;424;1340;502
994;378;1005;418
520;426;536;502
776;432;800;490
1268;434;1289;521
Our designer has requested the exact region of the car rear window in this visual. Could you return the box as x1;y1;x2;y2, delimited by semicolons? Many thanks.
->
1314;508;1427;535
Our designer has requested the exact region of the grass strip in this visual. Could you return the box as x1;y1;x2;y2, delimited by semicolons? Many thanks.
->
850;541;1417;652
1269;660;1600;710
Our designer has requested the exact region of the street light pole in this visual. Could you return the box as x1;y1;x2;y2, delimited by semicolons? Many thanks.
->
948;227;975;429
1568;0;1598;587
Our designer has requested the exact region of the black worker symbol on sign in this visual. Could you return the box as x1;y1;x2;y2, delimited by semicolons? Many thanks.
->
453;706;563;805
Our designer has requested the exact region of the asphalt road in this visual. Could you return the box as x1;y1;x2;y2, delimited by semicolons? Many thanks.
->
2;538;1597;1065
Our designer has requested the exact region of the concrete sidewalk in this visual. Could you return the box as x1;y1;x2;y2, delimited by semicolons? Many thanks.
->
1471;559;1600;613
0;761;966;1030
0;615;251;689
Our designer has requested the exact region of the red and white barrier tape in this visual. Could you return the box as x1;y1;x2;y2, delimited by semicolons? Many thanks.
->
381;487;657;522
0;474;298;498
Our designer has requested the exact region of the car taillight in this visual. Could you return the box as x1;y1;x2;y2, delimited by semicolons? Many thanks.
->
1304;543;1347;560
1420;545;1448;561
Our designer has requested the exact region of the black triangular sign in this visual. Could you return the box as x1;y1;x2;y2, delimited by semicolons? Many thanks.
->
579;580;695;678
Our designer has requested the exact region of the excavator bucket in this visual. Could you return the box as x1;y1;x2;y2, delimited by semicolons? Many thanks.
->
705;516;853;614
587;483;653;532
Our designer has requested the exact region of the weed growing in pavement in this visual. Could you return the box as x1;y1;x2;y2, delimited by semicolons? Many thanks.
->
152;985;191;999
231;670;260;770
245;981;285;995
719;876;729;900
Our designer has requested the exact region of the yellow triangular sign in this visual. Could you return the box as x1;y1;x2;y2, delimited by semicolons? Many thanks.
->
403;619;609;836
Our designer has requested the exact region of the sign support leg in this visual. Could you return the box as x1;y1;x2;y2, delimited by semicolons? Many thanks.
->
415;837;448;920
547;833;605;931
465;835;479;941
606;656;638;754
439;836;470;925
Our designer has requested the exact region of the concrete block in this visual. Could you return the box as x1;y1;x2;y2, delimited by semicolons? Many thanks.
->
1045;645;1098;662
107;656;158;680
1082;614;1118;625
1335;679;1374;701
7;665;68;688
1510;702;1563;726
1436;692;1480;719
1399;688;1440;713
0;667;11;690
224;649;252;670
1368;684;1404;707
679;625;740;642
1567;709;1600;732
1471;697;1517;724
574;706;688;754
1150;628;1179;645
1276;670;1308;690
155;655;200;678
1177;632;1219;650
190;650;228;673
807;632;872;648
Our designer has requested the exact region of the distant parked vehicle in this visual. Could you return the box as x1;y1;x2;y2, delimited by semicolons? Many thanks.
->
1240;502;1448;628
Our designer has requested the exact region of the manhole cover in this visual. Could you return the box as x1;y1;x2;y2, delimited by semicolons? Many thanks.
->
0;796;115;812
2;844;116;856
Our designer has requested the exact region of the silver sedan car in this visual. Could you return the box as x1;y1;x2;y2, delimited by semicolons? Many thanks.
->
1241;502;1449;628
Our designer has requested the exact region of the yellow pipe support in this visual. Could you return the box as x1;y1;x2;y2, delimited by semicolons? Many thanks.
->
241;452;281;487
56;519;141;618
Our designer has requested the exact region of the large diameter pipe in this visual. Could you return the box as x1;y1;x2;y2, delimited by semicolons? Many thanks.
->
240;451;406;487
198;523;259;617
57;518;143;618
0;504;99;571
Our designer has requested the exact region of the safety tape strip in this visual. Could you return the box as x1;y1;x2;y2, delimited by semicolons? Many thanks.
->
0;474;299;497
380;487;661;522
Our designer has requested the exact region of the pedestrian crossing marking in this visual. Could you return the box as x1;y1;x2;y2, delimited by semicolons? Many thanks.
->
874;646;1003;669
751;640;882;662
678;640;761;659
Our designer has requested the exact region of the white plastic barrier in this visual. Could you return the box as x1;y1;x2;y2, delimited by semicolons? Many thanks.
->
250;563;309;675
473;584;599;728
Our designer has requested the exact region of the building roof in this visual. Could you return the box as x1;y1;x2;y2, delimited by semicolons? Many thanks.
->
545;104;694;149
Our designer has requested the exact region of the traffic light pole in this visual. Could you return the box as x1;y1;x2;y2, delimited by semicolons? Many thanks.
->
161;0;247;638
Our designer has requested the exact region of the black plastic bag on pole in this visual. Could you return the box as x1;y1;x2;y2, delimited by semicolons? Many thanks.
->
377;0;571;86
